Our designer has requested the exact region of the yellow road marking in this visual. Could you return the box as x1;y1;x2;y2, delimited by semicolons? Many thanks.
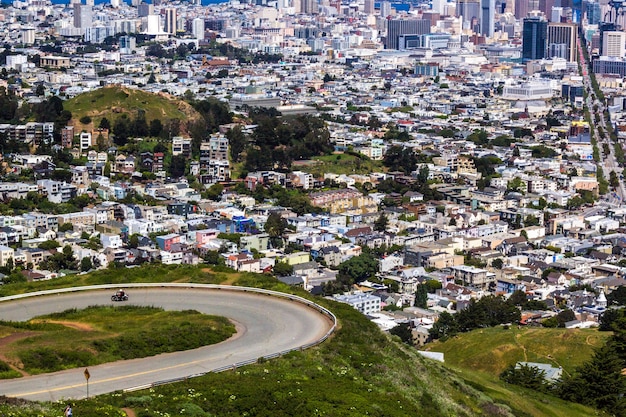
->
12;356;216;396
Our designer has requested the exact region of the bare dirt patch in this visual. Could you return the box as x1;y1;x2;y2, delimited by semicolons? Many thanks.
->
122;407;137;417
0;332;38;375
31;320;94;332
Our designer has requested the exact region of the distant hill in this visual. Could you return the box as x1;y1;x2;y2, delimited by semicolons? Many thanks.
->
64;85;202;135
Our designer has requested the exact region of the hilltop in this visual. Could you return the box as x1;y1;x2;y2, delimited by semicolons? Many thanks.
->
0;265;606;417
63;85;203;135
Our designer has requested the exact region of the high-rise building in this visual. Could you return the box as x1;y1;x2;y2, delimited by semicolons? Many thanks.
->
539;0;555;18
386;19;431;49
380;1;392;17
602;31;626;58
164;7;177;34
551;6;563;22
301;0;319;14
73;4;93;29
137;3;153;17
457;0;480;29
21;27;35;45
514;0;528;19
192;18;205;40
364;0;374;14
522;16;547;60
585;0;601;24
480;0;495;37
547;22;578;61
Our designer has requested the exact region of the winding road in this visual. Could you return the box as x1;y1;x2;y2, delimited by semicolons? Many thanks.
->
0;285;335;402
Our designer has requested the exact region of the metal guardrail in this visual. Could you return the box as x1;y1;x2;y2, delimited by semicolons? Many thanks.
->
0;283;337;394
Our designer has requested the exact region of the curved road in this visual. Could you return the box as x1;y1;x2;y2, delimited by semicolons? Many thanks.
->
0;287;333;402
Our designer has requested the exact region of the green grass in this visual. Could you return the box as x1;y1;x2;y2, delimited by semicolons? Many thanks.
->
63;85;201;131
295;153;384;176
422;326;611;417
3;306;234;375
425;326;608;376
0;266;608;417
0;264;224;297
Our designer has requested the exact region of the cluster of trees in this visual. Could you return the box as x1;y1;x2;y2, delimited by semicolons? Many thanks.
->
39;245;77;272
465;130;516;149
429;295;522;340
0;191;92;216
189;97;233;157
239;112;333;173
198;40;283;64
111;111;167;146
375;169;442;204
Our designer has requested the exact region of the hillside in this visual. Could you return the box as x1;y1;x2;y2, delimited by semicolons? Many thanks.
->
423;326;611;417
0;266;607;417
63;85;203;135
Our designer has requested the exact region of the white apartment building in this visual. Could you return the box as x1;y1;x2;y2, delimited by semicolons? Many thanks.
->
334;292;381;315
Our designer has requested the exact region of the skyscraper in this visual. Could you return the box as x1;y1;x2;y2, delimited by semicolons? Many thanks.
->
522;16;547;60
192;18;205;40
480;0;495;37
364;0;374;14
73;4;93;29
164;7;177;34
380;1;392;17
514;0;528;19
547;22;578;61
386;19;431;49
457;0;480;30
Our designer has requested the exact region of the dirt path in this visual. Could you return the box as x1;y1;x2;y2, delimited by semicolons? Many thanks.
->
122;407;136;417
30;320;94;331
0;332;38;376
0;321;94;376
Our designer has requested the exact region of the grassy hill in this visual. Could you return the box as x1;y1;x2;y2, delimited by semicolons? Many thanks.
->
423;326;611;417
0;266;608;417
63;85;202;134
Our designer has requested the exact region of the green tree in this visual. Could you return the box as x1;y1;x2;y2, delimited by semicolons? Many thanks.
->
608;286;626;306
99;117;110;130
389;323;414;345
265;212;287;248
273;261;293;277
500;364;549;392
227;126;246;163
128;234;140;249
414;283;428;309
337;254;379;288
169;155;186;178
373;212;389;232
429;311;458;340
559;342;626;414
80;256;93;272
38;240;60;250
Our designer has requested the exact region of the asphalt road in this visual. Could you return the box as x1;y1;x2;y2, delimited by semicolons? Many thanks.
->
0;287;333;402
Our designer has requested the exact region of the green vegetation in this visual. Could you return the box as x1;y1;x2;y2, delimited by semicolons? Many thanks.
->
429;296;520;340
428;326;608;376
0;265;609;417
3;306;234;375
299;152;384;176
243;111;333;172
64;85;202;132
